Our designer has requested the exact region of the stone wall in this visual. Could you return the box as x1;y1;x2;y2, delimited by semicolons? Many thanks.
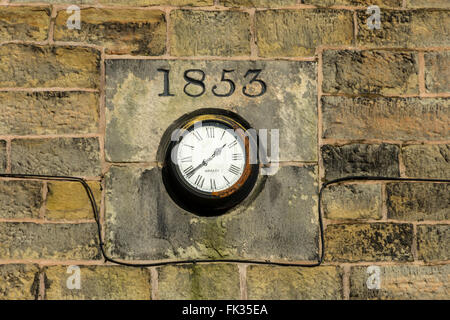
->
0;0;448;300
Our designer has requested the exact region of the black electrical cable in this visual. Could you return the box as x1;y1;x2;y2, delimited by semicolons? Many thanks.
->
1;173;449;268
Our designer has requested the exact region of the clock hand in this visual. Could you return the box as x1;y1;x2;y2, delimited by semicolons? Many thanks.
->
203;144;227;166
215;144;227;156
187;160;207;178
185;144;227;178
211;143;227;160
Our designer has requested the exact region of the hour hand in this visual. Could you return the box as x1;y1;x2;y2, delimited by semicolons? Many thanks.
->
186;161;206;178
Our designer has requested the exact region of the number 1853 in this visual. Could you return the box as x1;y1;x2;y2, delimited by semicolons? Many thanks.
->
157;68;267;98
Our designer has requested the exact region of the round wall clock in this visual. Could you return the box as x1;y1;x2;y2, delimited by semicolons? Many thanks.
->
162;111;259;216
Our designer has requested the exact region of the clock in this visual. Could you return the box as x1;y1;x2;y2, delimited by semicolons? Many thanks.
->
162;111;259;216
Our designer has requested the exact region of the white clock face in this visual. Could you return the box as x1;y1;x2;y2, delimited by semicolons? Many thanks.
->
176;123;246;193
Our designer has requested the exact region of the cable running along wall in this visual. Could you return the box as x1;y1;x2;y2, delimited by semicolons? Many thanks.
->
0;173;448;268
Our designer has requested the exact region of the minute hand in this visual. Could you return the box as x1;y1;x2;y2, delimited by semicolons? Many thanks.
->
206;143;227;164
187;144;227;177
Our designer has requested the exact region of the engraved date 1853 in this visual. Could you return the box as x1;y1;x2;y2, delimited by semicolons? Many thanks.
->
157;69;267;98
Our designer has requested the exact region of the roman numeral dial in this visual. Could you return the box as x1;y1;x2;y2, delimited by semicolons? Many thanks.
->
164;114;261;216
229;165;240;175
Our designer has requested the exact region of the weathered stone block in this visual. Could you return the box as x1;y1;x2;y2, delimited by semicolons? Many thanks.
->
0;6;50;42
0;140;5;173
321;144;400;181
325;223;414;262
220;0;296;7
321;96;449;141
46;181;101;220
45;266;151;300
11;138;101;176
247;266;343;300
387;183;449;221
350;265;450;300
105;59;317;162
406;0;450;8
304;0;402;6
98;0;213;5
158;264;239;300
357;10;450;47
0;92;99;135
105;165;319;262
0;264;39;300
55;9;166;56
402;144;449;179
256;9;353;57
417;225;449;261
322;184;382;220
0;223;100;260
0;44;100;88
425;51;450;93
11;0;94;3
170;10;250;56
322;50;419;95
0;181;43;219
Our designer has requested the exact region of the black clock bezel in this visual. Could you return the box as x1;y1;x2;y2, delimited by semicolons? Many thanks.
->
162;112;259;216
172;120;247;197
